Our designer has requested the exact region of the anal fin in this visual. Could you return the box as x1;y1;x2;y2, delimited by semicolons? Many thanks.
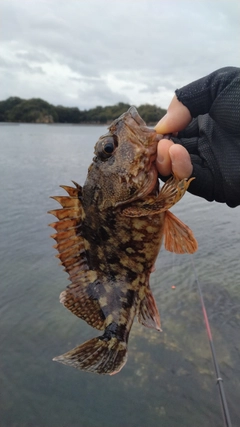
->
164;210;198;254
138;288;161;331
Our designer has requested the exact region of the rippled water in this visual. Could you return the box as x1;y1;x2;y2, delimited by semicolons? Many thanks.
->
0;123;239;427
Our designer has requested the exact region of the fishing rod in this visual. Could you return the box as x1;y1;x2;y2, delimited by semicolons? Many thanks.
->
191;256;232;427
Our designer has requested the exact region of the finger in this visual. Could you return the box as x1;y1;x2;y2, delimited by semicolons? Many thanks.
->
169;144;193;179
156;139;174;176
155;95;192;134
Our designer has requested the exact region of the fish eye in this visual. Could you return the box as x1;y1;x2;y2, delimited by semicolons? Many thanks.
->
94;135;118;162
103;141;115;154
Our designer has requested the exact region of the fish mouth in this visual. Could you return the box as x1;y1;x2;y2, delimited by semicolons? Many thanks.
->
112;106;161;146
115;142;160;207
125;107;161;201
110;106;146;129
109;106;163;207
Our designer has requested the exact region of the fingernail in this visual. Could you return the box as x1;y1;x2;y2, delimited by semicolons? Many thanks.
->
169;150;176;165
156;154;164;164
154;114;167;131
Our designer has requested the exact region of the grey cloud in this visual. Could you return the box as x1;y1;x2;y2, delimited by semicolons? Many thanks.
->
26;64;45;75
1;0;240;108
70;76;102;84
0;57;45;75
15;50;51;63
121;84;136;91
75;79;130;110
140;82;176;95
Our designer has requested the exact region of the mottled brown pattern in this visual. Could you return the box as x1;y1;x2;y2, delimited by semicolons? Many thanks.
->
49;106;198;375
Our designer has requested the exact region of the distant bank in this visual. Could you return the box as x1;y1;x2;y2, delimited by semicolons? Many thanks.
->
0;97;166;125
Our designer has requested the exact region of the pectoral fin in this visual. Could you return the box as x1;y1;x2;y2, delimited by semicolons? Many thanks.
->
164;210;198;254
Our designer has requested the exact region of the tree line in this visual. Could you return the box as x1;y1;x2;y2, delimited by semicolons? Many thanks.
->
0;97;166;125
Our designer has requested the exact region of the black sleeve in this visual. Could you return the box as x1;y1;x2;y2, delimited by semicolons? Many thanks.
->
176;66;240;135
168;67;240;208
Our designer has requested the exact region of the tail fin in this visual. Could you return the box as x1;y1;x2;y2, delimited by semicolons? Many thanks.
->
53;336;127;375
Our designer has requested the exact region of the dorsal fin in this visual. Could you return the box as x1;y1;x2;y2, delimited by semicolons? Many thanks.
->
48;182;105;330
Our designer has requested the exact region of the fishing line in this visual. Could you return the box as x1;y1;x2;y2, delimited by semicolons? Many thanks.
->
190;255;232;427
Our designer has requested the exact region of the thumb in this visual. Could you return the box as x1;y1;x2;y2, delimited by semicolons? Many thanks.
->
155;95;192;134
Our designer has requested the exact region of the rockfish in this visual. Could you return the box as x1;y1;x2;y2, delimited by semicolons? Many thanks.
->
49;106;198;375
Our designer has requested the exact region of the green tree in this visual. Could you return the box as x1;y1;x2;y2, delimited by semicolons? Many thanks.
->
8;98;58;123
0;97;166;125
0;97;23;121
55;106;83;123
138;104;166;124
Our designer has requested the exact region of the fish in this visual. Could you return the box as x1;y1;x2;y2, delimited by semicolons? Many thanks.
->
49;106;198;375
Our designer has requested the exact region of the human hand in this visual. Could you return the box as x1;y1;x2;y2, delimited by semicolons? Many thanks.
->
154;67;240;207
155;95;193;179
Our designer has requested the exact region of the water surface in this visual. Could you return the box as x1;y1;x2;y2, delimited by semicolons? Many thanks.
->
0;123;239;426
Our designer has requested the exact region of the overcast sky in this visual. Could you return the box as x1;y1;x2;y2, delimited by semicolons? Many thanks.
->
1;0;240;110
